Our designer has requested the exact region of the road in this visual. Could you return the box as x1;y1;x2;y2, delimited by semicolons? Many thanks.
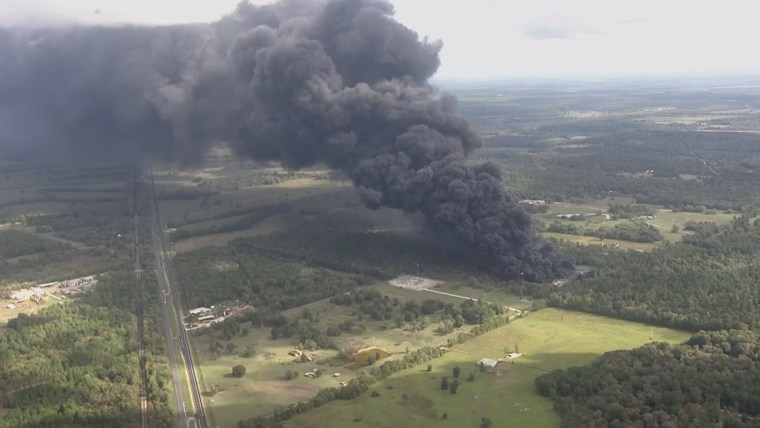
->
390;281;523;319
132;169;148;428
149;216;188;427
148;167;208;428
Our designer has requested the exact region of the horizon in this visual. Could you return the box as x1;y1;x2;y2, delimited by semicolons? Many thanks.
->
2;0;760;80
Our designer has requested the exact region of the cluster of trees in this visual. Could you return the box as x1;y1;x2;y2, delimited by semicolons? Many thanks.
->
26;199;133;247
546;218;760;331
536;330;760;427
174;246;370;310
589;222;663;243
330;289;504;329
0;229;70;259
546;221;663;243
608;203;656;219
0;269;174;427
228;207;479;280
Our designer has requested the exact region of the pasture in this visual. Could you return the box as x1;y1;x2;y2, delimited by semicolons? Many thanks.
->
194;282;530;427
282;308;690;428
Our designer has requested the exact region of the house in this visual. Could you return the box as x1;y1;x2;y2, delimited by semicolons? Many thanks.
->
507;352;524;360
333;372;341;377
288;349;303;357
477;358;498;369
6;303;16;310
197;315;215;322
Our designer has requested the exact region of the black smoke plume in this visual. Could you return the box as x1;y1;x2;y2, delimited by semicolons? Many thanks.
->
0;0;573;282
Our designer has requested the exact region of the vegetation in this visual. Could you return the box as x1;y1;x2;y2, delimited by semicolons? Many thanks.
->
279;309;689;428
546;220;663;243
545;217;760;331
232;365;247;378
0;229;71;259
536;330;760;427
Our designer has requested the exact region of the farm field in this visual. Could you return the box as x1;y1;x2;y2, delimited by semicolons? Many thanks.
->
281;308;690;428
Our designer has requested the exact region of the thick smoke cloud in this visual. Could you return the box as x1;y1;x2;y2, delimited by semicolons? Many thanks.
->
0;0;573;282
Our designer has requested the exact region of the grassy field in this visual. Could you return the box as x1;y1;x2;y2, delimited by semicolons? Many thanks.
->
194;282;533;427
544;232;657;251
538;200;736;250
172;214;288;253
0;298;62;324
281;308;690;428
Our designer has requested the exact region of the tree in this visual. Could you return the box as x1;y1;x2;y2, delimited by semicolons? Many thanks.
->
231;365;246;378
480;417;493;428
367;356;375;366
453;366;461;378
449;379;459;394
242;345;255;358
467;373;475;382
440;377;449;390
427;364;432;372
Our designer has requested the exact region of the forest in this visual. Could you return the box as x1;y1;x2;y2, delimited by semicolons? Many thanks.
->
542;216;760;331
535;330;760;427
0;268;174;428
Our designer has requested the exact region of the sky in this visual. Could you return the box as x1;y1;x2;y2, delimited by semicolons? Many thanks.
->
1;0;759;79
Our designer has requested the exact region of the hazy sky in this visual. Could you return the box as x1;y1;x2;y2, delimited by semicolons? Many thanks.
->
1;0;759;79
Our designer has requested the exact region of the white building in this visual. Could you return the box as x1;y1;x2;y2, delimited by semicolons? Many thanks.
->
477;358;498;369
189;307;212;316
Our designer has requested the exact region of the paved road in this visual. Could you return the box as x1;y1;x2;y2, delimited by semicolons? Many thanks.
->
146;170;188;428
148;167;208;428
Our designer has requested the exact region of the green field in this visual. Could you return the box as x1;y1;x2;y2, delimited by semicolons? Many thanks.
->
280;308;690;428
194;282;527;427
538;200;736;250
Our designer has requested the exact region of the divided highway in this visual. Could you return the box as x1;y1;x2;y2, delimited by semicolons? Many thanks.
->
148;167;208;428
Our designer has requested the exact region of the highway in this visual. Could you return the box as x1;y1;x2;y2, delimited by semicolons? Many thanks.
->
132;168;148;428
149;216;188;427
148;167;208;428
